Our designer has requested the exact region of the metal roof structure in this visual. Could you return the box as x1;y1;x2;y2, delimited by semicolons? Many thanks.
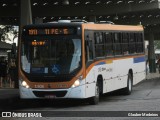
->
0;0;159;72
0;0;160;39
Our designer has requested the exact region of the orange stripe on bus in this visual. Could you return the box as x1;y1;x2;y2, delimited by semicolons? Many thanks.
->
82;24;143;31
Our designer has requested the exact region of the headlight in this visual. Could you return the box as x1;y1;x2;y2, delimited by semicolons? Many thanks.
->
22;81;27;86
72;80;80;88
21;81;30;88
72;75;83;88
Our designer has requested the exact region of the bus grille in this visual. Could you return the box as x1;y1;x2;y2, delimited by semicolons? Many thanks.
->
33;91;67;97
27;75;74;82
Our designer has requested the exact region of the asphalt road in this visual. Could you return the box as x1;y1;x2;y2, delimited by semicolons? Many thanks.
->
1;78;160;120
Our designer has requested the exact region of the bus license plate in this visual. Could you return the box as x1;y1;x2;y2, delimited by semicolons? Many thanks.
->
45;95;56;99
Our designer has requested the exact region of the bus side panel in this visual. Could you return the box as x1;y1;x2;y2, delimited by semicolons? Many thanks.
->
134;71;145;85
91;62;115;94
114;56;146;88
86;60;115;96
102;61;115;93
85;68;96;98
113;58;133;90
133;59;146;85
85;56;145;98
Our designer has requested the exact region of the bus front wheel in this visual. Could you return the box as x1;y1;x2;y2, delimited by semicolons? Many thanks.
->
88;82;100;105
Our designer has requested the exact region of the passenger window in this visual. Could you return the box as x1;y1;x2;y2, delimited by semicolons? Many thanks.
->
114;33;122;55
85;31;94;62
129;33;136;54
122;33;129;55
94;32;105;57
104;32;113;57
135;33;144;53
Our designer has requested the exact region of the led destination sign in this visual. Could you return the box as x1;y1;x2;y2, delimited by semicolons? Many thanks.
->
28;28;75;35
31;41;45;46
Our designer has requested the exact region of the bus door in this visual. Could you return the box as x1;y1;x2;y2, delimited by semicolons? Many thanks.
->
85;30;96;97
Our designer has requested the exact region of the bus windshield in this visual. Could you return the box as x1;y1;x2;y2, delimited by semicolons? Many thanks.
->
21;36;82;75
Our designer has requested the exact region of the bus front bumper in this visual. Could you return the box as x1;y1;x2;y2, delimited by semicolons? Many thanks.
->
19;84;86;99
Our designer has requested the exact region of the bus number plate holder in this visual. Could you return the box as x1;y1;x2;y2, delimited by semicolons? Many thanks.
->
45;95;56;99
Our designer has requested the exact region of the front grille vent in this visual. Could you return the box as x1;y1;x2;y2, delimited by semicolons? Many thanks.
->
33;91;67;97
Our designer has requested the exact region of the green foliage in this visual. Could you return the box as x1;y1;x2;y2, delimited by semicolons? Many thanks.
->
154;41;160;50
0;25;18;42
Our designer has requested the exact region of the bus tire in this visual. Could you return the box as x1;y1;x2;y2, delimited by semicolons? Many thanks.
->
124;73;133;95
89;82;100;105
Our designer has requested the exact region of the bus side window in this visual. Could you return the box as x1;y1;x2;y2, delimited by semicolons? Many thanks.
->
94;32;105;57
122;33;129;55
136;33;144;53
129;33;136;54
85;34;94;62
114;33;122;55
105;32;113;57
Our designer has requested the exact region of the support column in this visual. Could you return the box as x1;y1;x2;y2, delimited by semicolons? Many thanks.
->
16;0;33;88
20;0;32;26
148;33;156;73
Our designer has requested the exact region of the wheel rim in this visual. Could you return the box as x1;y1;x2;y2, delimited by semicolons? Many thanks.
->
128;77;132;92
95;84;99;98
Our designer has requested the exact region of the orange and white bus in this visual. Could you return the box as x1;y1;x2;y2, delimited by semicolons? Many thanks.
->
19;21;146;104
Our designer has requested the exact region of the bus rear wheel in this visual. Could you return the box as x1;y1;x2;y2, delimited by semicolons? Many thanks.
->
124;73;133;95
89;82;100;105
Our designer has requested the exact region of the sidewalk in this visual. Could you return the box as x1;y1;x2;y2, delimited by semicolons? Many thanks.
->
0;89;19;110
146;70;160;80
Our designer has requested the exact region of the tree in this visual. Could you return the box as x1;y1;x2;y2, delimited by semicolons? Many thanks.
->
0;25;18;43
154;40;160;50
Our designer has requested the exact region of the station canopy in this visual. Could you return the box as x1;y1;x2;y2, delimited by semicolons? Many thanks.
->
0;0;160;38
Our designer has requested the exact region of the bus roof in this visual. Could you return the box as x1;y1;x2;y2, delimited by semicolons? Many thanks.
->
23;22;82;29
23;22;143;32
82;23;143;32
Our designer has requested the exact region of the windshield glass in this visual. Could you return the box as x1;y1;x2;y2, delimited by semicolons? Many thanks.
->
21;36;81;75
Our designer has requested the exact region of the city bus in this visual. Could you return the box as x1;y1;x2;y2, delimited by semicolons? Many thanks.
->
19;20;146;104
